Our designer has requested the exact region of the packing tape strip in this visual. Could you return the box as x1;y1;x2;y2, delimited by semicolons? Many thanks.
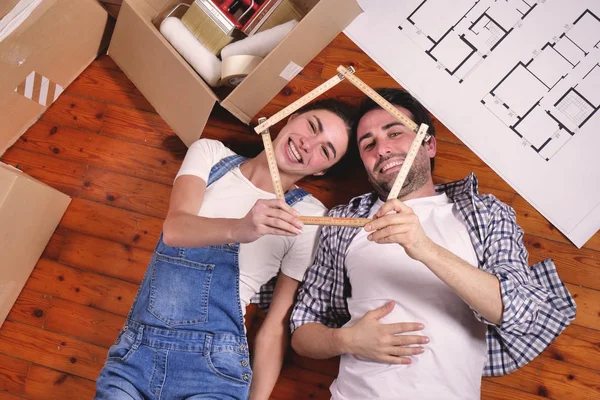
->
221;55;263;87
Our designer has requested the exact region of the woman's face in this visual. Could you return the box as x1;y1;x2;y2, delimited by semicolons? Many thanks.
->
272;109;349;178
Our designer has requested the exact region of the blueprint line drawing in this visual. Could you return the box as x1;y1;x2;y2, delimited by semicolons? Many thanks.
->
482;9;600;160
399;0;541;83
346;0;600;246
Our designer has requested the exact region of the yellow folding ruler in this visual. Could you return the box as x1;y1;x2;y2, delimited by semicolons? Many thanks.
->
255;66;430;226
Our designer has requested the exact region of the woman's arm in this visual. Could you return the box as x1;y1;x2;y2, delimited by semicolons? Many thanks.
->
162;175;303;247
249;274;299;400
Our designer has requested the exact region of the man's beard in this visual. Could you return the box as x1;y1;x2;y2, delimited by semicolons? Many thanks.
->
368;150;430;200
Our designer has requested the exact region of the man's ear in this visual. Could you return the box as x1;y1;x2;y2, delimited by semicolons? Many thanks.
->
425;135;437;158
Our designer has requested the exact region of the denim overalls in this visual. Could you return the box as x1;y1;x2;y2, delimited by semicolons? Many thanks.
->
95;155;309;400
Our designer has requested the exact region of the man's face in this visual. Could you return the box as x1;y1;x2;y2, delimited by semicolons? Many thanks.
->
356;107;436;199
272;109;349;177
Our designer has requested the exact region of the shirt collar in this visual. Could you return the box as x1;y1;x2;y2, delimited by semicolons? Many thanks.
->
354;173;479;213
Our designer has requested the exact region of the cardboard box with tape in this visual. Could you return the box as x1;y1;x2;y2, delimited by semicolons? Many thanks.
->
0;162;70;328
0;0;110;156
108;0;363;147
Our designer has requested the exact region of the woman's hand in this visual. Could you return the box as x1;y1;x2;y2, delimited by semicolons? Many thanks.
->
234;199;303;243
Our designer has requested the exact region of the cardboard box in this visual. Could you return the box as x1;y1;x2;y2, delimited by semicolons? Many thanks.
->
0;162;70;328
0;0;110;156
108;0;363;147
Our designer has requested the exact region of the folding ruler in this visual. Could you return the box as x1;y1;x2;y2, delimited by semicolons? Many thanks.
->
255;66;430;226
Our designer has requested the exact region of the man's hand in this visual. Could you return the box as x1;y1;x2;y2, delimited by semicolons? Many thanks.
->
364;199;434;261
234;199;302;243
341;301;428;364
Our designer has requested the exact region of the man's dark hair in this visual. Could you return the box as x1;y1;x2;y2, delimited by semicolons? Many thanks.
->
354;88;436;170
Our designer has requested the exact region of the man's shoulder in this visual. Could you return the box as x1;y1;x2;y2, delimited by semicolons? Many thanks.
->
328;192;376;218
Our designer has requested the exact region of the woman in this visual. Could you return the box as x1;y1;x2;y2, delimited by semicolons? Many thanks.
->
94;98;356;400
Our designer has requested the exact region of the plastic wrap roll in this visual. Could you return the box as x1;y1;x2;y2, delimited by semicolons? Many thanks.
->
159;17;222;87
221;19;298;59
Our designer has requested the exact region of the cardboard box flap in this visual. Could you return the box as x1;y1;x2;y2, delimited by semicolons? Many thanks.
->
0;164;18;207
140;0;171;14
0;164;70;327
0;0;21;19
108;0;219;147
0;0;109;156
0;0;56;43
221;0;363;123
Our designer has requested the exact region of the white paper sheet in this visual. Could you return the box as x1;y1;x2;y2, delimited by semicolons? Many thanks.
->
345;0;600;248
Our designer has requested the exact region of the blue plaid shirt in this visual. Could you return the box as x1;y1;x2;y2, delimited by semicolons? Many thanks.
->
289;173;576;376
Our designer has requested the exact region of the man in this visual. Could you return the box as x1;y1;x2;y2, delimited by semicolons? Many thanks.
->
289;89;576;399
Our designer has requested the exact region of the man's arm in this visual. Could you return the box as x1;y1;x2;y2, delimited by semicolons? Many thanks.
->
365;199;503;324
290;215;427;364
249;274;299;400
292;302;427;364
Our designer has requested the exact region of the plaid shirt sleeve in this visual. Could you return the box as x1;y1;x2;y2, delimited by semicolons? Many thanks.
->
290;205;351;332
478;195;577;376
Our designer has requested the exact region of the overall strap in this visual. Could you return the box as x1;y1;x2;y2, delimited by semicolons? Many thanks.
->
207;155;248;187
207;154;311;207
284;187;310;206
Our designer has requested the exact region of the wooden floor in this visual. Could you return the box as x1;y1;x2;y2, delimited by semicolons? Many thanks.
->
1;5;599;399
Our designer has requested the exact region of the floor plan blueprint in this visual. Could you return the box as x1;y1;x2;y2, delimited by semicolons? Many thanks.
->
400;0;541;82
346;0;600;247
482;9;600;160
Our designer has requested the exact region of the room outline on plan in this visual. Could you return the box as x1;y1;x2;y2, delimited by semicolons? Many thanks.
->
481;8;600;161
398;0;542;83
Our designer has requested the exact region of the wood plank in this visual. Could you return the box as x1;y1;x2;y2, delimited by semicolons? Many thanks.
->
489;355;600;400
0;352;29;395
6;289;51;329
16;121;181;186
0;147;87;198
24;364;96;400
513;195;600;252
328;33;362;52
320;47;401;89
58;198;162;252
431;115;463;145
289;353;339;378
434;141;515;193
0;321;106;381
566;284;600;331
67;65;154;112
481;381;549;400
93;54;121;71
273;365;333;400
100;103;180;150
45;297;124;348
300;51;325;78
40;93;107;133
26;258;138;317
41;227;68;261
0;391;26;400
547;324;600;372
525;235;600;290
59;231;151;284
81;167;172;219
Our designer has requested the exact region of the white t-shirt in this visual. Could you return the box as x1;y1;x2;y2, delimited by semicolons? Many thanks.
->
331;194;487;400
175;139;327;312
